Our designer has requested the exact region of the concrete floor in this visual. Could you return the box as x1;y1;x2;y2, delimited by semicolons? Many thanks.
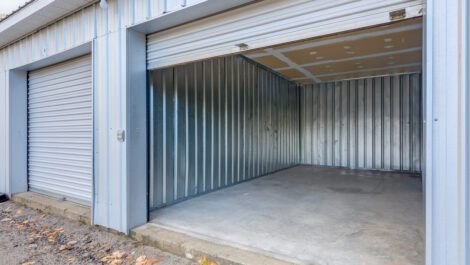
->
150;166;424;265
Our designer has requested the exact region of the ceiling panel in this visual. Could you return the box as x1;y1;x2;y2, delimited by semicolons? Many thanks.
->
319;66;423;82
253;56;289;69
278;68;305;79
305;51;422;75
282;29;422;66
244;17;423;84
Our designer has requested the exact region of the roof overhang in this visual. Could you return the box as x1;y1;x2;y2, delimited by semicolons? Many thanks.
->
0;0;94;48
131;0;255;34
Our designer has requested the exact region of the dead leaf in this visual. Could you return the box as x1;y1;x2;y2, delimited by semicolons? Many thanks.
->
59;245;69;251
199;257;217;265
1;218;11;222
112;251;127;259
101;243;112;252
136;255;164;265
67;240;77;246
22;262;35;265
68;256;77;262
136;256;148;265
110;260;123;265
101;256;113;263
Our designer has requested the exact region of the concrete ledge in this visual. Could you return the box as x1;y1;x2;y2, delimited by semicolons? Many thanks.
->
11;192;91;225
131;223;297;265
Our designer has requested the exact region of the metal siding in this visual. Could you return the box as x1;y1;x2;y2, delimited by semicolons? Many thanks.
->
425;0;469;263
149;55;300;209
301;73;423;172
146;0;424;69
467;3;470;264
0;69;5;194
27;55;92;204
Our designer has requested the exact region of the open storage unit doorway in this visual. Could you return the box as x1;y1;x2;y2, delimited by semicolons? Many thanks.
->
147;13;424;265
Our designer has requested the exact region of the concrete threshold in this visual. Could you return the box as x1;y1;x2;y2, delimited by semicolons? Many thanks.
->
131;223;302;265
11;192;91;225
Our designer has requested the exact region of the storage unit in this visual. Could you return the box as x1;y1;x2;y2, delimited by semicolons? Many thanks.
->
144;12;427;263
148;16;424;208
27;55;93;205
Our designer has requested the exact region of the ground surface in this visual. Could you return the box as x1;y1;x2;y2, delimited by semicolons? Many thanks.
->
151;166;425;265
0;201;194;265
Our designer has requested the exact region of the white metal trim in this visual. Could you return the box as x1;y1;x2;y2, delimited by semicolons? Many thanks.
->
425;0;469;264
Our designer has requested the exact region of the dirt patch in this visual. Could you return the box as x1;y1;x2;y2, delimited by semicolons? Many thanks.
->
0;201;195;265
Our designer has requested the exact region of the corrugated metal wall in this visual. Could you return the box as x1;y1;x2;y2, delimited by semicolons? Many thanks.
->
300;73;422;172
149;55;300;209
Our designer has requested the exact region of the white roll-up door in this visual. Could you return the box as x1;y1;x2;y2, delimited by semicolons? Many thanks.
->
147;0;423;69
27;55;93;205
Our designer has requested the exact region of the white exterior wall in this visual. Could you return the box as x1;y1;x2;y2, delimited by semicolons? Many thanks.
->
0;69;6;195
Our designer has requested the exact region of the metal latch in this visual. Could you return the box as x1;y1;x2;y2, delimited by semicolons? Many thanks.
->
389;9;406;21
235;43;249;52
117;129;125;142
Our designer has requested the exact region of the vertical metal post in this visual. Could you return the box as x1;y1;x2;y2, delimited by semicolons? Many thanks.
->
425;0;469;264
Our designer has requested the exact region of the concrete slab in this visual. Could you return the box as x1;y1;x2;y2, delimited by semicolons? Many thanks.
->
146;166;424;265
11;192;91;224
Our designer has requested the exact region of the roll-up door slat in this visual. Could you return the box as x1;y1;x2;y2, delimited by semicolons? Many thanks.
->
146;0;423;69
27;55;92;205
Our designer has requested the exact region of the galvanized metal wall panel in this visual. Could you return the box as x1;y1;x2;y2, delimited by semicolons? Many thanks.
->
300;73;423;172
0;69;6;194
425;0;469;263
92;29;127;230
147;0;424;69
149;55;300;209
27;55;93;204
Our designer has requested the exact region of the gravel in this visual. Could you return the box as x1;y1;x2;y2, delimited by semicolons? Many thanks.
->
0;201;195;265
